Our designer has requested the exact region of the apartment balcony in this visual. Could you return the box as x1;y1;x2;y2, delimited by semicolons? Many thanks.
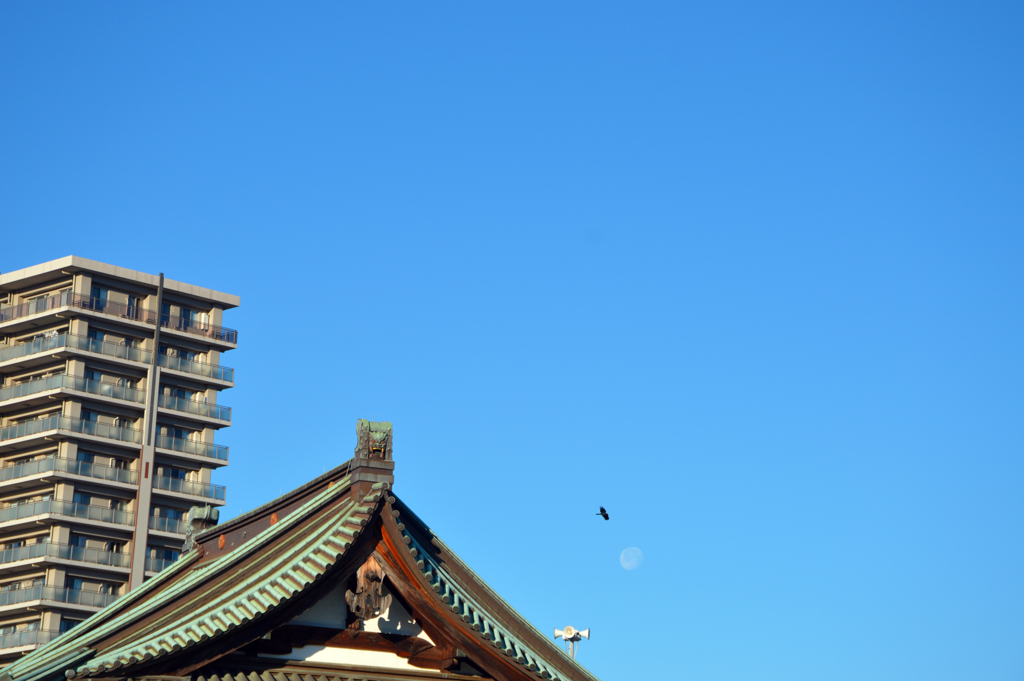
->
0;374;146;410
0;414;228;464
0;414;142;453
0;628;61;652
154;433;228;464
0;455;137;494
148;516;186;535
0;499;133;529
0;334;235;386
0;585;119;610
157;350;234;384
152;475;226;502
157;394;230;425
144;556;178;573
0;542;131;569
0;293;237;347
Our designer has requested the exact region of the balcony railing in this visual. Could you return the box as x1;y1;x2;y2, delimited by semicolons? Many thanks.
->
157;394;231;422
0;499;133;526
0;333;82;364
0;455;137;485
0;374;146;406
154;433;228;461
0;628;61;650
0;585;119;609
148;515;187;534
0;332;150;367
153;475;226;501
144;556;178;573
0;414;142;446
0;542;131;568
157;351;234;382
0;333;234;382
0;293;237;344
0;290;73;323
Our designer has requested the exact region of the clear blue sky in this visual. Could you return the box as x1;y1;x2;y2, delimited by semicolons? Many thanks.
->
2;3;1022;679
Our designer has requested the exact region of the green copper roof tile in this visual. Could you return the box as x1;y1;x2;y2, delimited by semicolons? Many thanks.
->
70;482;387;678
390;496;599;681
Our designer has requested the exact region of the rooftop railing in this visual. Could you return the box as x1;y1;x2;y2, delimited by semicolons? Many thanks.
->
154;433;228;462
0;542;131;568
0;499;134;527
153;474;225;501
0;333;235;382
0;455;137;486
0;585;119;609
0;414;142;447
157;394;231;422
0;374;146;406
0;293;238;344
0;629;61;650
148;515;187;534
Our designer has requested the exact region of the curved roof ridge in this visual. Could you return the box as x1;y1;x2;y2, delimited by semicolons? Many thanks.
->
199;461;353;541
70;484;389;679
389;495;600;681
85;497;361;666
3;475;363;681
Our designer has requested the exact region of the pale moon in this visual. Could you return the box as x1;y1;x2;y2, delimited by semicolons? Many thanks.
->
620;547;643;570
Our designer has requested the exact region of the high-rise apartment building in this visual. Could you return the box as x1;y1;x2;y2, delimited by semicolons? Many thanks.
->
0;257;238;663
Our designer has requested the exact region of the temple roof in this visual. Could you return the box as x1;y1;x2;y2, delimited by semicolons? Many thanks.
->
0;453;601;681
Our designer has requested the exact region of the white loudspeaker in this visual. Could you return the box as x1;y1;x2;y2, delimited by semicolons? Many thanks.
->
553;628;564;640
578;628;590;640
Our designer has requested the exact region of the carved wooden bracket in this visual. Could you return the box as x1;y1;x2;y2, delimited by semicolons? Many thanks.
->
345;555;392;622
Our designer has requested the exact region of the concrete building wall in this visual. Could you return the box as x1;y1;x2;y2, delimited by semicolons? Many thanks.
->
0;258;238;662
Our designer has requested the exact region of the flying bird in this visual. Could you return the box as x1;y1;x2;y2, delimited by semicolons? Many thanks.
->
596;506;609;520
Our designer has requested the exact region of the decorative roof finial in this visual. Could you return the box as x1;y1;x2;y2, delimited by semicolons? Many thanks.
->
355;419;393;461
182;505;220;552
351;419;395;488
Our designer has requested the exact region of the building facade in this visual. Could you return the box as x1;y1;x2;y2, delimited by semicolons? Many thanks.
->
0;257;238;662
0;420;602;681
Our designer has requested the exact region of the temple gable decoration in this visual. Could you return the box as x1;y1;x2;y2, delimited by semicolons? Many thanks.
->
344;555;392;624
0;420;601;681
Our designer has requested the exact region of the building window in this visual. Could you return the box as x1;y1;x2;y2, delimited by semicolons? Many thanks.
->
91;286;107;311
59;619;81;633
126;295;140;319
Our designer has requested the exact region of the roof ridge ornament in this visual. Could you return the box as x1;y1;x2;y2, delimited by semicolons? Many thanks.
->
355;419;393;461
351;419;395;488
183;505;220;552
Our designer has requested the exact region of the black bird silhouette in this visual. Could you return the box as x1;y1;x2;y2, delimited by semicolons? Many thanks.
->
596;506;609;520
